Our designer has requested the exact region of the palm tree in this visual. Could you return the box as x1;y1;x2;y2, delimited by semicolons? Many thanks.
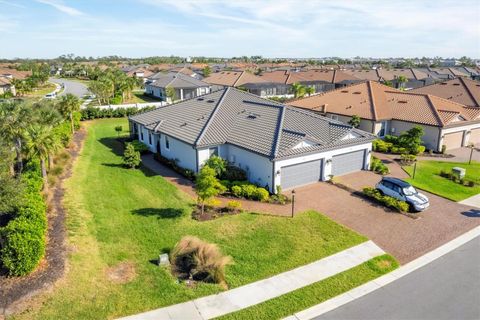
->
0;101;33;174
305;86;315;96
396;75;408;90
291;82;307;98
25;124;62;187
57;93;81;134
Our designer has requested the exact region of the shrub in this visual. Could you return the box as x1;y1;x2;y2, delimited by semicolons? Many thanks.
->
220;180;232;190
372;139;391;153
130;140;149;154
226;200;242;212
231;185;242;198
80;106;157;120
416;145;426;155
370;156;389;175
220;165;247;181
170;236;233;289
467;180;475;187
383;135;398;144
400;154;416;165
362;187;409;212
391;146;407;154
253;187;270;202
114;125;123;137
123;143;141;168
241;184;257;199
441;144;447;154
204;156;226;177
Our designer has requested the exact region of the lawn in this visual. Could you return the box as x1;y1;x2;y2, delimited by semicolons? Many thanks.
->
25;82;57;98
15;118;371;320
403;160;480;201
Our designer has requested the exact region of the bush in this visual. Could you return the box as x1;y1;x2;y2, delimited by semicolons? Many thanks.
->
80;106;157;120
383;135;398;144
231;185;242;197
170;236;233;289
372;139;392;153
400;154;416;165
130;140;149;154
441;144;447;154
220;165;247;181
241;184;257;199
253;187;270;202
390;146;407;154
370;156;389;175
226;200;242;212
362;187;409;212
123;143;141;168
204;156;226;177
416;145;426;155
467;180;476;187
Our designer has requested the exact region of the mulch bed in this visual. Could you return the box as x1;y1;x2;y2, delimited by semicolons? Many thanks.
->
0;127;87;316
192;205;241;221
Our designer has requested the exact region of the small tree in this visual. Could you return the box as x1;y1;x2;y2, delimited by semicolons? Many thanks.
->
195;165;226;215
348;115;361;128
123;143;141;168
305;86;315;96
398;126;424;154
115;125;123;137
202;66;211;78
165;86;177;102
396;75;407;89
204;155;226;177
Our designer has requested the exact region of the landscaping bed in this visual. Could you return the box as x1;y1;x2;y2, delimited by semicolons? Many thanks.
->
403;160;480;201
13;118;370;320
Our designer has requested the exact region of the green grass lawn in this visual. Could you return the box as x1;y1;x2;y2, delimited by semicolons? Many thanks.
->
15;118;374;320
25;82;57;98
217;254;398;320
403;160;480;201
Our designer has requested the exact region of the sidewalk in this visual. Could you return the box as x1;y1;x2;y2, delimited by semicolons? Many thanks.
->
119;241;385;320
459;194;480;209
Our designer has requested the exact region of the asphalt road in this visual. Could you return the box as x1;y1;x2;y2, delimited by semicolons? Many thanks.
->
49;78;89;97
315;236;480;320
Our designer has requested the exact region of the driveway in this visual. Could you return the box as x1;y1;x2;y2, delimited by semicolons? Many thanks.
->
418;146;480;162
315;236;480;320
49;78;89;97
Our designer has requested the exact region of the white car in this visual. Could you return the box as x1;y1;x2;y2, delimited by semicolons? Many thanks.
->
376;177;429;212
45;92;57;99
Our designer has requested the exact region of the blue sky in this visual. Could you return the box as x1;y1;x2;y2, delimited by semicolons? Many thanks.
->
0;0;479;59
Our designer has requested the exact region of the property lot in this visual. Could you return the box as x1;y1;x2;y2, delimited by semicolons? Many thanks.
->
296;168;479;264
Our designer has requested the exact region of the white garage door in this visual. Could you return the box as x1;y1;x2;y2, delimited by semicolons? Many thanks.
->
332;150;365;176
443;131;464;150
280;159;323;190
469;129;480;146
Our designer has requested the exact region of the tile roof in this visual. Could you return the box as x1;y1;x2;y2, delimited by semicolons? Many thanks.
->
148;72;209;89
129;88;374;160
0;76;11;86
257;69;360;85
203;71;268;87
0;68;31;80
411;77;480;107
288;81;480;127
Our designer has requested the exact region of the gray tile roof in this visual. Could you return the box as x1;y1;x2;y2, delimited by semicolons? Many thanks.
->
129;88;374;160
148;72;209;89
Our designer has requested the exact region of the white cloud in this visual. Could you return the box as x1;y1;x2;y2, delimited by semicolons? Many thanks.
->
35;0;84;16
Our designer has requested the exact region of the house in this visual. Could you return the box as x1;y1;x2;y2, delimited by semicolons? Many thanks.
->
129;88;374;192
343;68;433;89
203;70;275;94
288;81;480;151
145;72;211;103
0;76;15;96
411;77;480;108
0;68;31;80
121;65;154;80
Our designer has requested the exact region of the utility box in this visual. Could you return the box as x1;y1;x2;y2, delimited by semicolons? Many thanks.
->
452;167;466;179
159;253;170;266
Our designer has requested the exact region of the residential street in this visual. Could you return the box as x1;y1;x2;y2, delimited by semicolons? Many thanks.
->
49;78;89;97
315;236;480;320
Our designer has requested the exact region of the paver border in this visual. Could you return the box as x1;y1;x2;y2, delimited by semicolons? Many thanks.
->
286;225;480;320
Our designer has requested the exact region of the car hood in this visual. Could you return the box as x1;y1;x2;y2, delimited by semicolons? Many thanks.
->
406;193;429;204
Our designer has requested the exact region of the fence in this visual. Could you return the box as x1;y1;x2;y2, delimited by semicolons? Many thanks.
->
81;101;167;110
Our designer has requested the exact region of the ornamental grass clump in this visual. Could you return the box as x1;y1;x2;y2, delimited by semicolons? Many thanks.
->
170;236;233;289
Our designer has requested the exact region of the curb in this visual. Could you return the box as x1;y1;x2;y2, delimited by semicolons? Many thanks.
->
285;225;480;320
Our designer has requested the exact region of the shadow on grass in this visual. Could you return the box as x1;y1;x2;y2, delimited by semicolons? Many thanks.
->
132;207;184;219
99;137;124;157
461;209;480;218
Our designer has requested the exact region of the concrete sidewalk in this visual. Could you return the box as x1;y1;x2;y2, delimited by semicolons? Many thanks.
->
459;194;480;209
119;241;385;320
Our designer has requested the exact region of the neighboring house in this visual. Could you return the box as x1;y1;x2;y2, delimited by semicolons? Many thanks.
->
411;77;480;108
0;76;15;96
129;88;374;192
121;65;154;80
344;68;433;89
169;66;202;80
0;68;31;80
288;81;480;151
145;72;210;102
203;70;276;95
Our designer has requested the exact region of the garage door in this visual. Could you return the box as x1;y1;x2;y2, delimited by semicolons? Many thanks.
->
280;159;322;190
332;150;365;176
443;131;464;150
469;129;480;146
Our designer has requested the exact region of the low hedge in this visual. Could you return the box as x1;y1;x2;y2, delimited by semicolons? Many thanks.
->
0;165;47;276
439;170;476;187
372;138;425;155
153;153;195;181
80;106;157;120
221;180;270;202
362;187;409;212
370;156;389;175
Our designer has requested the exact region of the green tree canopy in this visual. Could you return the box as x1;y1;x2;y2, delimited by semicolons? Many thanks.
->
195;165;226;215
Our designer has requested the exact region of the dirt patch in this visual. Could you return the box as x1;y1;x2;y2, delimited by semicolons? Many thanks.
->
0;127;88;316
376;259;392;270
105;261;137;284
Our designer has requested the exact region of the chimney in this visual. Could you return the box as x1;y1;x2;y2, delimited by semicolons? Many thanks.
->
322;104;328;114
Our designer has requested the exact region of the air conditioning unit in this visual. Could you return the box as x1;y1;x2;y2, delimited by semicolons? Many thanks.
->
391;127;396;133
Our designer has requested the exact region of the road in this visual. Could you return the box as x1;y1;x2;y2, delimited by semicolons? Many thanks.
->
49;78;89;97
315;236;480;320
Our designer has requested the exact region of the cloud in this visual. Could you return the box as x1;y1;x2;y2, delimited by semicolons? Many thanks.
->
35;0;84;16
0;0;26;8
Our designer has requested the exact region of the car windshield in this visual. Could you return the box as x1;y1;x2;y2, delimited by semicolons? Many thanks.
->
403;186;417;196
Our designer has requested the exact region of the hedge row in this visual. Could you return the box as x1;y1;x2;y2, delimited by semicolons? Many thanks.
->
0;163;47;276
80;106;157;120
220;180;270;202
363;187;409;213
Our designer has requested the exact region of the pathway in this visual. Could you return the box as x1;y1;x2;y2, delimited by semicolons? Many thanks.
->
459;194;480;209
119;241;385;320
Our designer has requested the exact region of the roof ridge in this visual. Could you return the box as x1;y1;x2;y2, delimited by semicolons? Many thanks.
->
272;104;286;159
232;71;245;87
194;88;229;147
425;94;445;126
367;81;378;121
458;76;479;107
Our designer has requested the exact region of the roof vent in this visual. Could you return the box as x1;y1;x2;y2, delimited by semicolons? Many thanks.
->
341;90;349;93
353;91;361;94
453;83;460;86
180;122;188;127
197;97;204;101
440;82;447;85
207;99;215;103
397;100;408;103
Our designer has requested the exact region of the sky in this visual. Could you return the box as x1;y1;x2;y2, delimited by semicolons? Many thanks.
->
0;0;479;59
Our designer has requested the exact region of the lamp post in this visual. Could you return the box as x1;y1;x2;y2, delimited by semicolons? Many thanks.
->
468;144;474;165
412;160;417;179
291;189;296;218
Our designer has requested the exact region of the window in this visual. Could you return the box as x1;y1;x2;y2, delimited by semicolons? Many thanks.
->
140;128;144;140
148;133;152;145
378;121;388;137
165;136;170;150
209;147;218;157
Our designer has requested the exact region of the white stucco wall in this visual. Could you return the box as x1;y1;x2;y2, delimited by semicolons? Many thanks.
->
326;113;375;134
389;120;441;151
273;142;372;191
441;123;480;148
160;135;197;171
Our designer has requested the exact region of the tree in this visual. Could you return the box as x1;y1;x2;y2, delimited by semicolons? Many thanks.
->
115;125;123;137
291;82;306;98
398;126;424;154
57;94;81;134
0;141;23;214
396;75;408;89
123;143;141;168
305;86;315;96
383;80;393;87
0;101;33;174
348;115;361;128
202;66;211;77
25;124;62;187
165;85;177;102
195;165;226;215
